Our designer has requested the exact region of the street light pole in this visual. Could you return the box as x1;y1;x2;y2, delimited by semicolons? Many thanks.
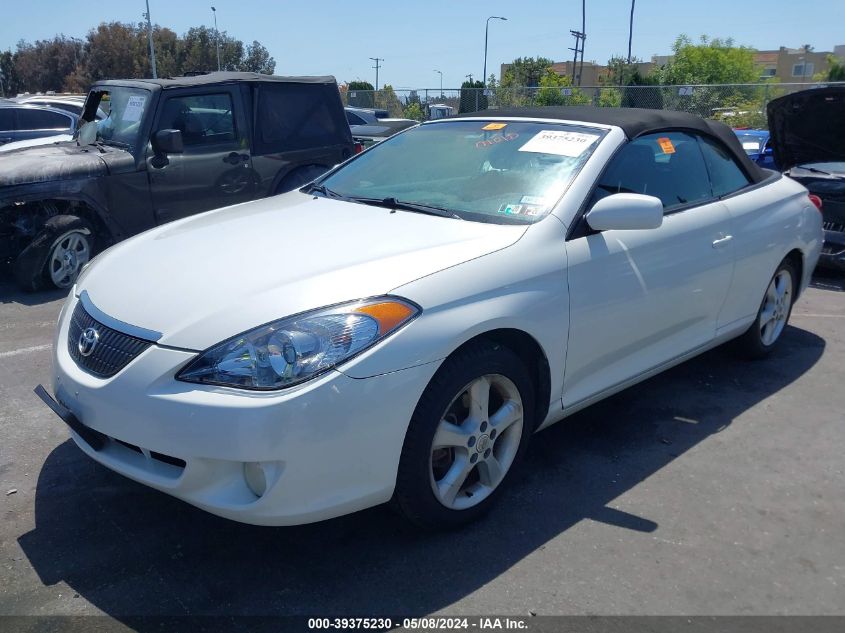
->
143;0;157;79
627;0;636;65
433;69;443;97
211;6;221;71
483;16;506;88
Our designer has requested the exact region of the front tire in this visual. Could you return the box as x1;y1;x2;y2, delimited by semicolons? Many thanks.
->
737;259;797;359
393;341;535;529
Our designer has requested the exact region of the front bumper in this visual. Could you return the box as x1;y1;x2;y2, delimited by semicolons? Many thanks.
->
48;294;438;525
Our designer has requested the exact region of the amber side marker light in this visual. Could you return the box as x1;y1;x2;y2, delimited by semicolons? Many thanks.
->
354;301;417;335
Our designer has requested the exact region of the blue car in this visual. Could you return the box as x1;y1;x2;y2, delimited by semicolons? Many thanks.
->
733;129;776;169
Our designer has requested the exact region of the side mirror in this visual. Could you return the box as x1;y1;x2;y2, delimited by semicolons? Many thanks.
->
153;129;184;154
586;193;664;231
764;147;774;156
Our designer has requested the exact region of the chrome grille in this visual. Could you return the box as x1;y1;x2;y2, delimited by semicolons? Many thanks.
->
68;302;153;378
823;221;845;233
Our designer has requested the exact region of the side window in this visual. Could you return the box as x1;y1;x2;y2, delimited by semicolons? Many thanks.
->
157;93;235;147
591;131;712;212
15;108;73;130
346;111;367;126
698;135;752;197
0;109;14;131
256;83;347;154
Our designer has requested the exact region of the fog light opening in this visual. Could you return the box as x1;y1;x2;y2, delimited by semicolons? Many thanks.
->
244;462;268;497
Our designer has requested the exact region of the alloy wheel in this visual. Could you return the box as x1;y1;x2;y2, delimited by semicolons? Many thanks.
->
49;231;91;288
759;269;793;346
429;373;524;510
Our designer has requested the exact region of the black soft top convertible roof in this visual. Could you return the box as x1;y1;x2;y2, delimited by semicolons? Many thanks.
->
93;72;337;90
457;106;767;183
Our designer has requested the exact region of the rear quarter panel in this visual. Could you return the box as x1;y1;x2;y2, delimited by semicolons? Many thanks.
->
717;174;822;333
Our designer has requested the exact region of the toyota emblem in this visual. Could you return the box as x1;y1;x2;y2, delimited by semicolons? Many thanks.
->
78;327;100;357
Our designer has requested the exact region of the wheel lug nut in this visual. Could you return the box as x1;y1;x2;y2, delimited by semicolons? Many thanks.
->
480;421;488;432
484;448;491;459
470;453;478;463
467;436;476;448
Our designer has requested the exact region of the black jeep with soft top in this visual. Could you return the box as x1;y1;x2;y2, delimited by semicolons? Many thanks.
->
0;72;353;290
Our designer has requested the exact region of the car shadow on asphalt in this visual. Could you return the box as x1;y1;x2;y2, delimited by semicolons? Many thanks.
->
17;325;825;624
0;279;67;306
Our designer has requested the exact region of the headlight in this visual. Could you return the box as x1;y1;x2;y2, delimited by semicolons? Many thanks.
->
176;297;420;390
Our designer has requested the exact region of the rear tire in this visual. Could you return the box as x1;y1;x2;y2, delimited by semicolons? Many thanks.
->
393;341;535;530
736;259;797;359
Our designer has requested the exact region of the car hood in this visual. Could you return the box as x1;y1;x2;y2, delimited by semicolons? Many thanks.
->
0;142;108;187
78;192;528;350
767;86;845;170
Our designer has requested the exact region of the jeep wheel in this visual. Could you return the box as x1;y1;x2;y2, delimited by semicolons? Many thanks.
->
45;228;92;289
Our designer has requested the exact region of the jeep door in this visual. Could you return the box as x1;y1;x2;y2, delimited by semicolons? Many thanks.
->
146;87;254;224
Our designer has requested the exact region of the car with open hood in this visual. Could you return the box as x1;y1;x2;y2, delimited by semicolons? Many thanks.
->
1;72;353;290
36;106;822;529
767;86;845;271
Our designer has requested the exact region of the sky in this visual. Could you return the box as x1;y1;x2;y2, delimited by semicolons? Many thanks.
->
1;0;842;89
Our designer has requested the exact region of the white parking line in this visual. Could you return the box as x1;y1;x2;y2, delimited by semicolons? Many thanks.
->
793;313;845;318
0;344;52;359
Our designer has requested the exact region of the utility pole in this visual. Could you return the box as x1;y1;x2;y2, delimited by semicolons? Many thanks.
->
211;6;221;71
569;30;584;84
143;0;158;79
627;0;636;65
578;0;586;86
370;57;384;92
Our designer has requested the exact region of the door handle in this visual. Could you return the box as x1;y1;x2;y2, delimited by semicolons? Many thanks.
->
712;235;733;248
224;152;249;165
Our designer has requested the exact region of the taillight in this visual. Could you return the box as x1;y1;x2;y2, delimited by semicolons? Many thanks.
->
353;142;363;155
808;194;823;211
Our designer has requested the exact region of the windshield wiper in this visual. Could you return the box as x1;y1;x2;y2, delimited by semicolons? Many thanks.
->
305;183;347;199
796;165;844;179
351;196;461;219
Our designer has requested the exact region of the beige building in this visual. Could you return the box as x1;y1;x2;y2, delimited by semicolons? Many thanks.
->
754;46;842;83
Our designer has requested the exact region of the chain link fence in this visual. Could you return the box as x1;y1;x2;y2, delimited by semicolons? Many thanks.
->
343;82;845;128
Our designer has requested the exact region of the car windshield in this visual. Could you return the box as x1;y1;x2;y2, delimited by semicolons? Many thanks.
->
318;120;607;223
84;86;151;150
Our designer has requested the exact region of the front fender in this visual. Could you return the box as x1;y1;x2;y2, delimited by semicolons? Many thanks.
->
12;215;92;290
338;218;570;408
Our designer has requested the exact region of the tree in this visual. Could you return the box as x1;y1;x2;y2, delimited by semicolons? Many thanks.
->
11;36;84;93
375;84;403;117
242;41;275;74
655;35;759;85
825;55;845;81
621;69;663;109
0;50;20;96
500;57;555;88
347;80;375;107
403;101;424;121
459;78;487;113
534;69;589;106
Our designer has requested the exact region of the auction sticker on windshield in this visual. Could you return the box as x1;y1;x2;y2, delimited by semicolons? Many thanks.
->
123;96;146;122
518;130;599;157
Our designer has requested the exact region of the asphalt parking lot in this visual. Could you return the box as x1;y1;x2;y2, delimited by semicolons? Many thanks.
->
1;271;843;627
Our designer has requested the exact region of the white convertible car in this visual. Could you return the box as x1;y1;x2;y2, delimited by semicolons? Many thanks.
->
37;107;823;529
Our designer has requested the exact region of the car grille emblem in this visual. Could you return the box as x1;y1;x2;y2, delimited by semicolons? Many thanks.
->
78;327;100;357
